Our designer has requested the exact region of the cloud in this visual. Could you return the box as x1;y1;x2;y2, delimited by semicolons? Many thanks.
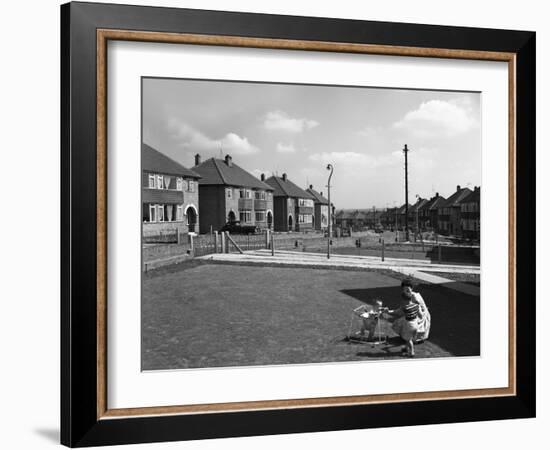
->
309;151;401;169
356;126;380;138
167;119;259;155
263;110;319;133
222;133;258;155
276;142;299;153
393;99;478;139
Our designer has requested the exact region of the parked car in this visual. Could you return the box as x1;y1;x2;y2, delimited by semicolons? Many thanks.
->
220;221;259;235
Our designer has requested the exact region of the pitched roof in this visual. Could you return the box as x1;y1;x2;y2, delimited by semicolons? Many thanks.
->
193;158;273;190
409;198;428;213
419;195;441;212
142;143;201;178
305;186;329;204
353;210;368;220
265;176;313;198
396;204;412;214
429;195;447;210
442;187;473;207
461;187;480;204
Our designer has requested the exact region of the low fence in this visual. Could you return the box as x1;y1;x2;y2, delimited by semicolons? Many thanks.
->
142;229;480;271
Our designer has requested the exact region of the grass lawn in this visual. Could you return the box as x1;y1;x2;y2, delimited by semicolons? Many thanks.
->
142;261;480;370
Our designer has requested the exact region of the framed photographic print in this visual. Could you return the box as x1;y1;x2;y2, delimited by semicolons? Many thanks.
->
61;1;535;447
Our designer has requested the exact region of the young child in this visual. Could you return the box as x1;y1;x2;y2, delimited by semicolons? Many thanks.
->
386;279;430;356
356;300;385;340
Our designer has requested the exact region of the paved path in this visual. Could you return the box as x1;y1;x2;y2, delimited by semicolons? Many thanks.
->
199;249;480;296
200;249;479;273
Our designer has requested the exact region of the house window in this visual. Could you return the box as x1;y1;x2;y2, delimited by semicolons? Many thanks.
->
176;205;184;222
227;188;233;199
246;190;252;199
149;204;157;222
156;175;163;189
148;174;155;188
176;178;183;191
255;191;266;200
157;204;164;222
239;210;252;223
298;198;314;207
255;211;265;222
188;180;195;192
165;205;175;222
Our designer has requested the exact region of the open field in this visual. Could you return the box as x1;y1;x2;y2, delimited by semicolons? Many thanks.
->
142;262;480;370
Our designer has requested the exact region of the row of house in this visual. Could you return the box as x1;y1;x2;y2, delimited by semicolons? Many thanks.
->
142;143;333;237
335;185;480;240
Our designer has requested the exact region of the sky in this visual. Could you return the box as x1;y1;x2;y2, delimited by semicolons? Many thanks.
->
142;77;481;209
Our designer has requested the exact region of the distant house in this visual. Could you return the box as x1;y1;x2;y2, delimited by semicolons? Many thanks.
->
335;210;355;229
305;185;330;231
428;194;447;233
265;174;315;232
417;193;443;231
192;154;274;234
395;203;412;229
409;198;429;232
382;207;399;230
352;210;368;230
438;185;473;236
460;186;480;240
142;143;201;235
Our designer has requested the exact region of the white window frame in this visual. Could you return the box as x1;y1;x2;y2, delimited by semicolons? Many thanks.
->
227;188;233;199
188;180;195;192
176;177;183;191
240;210;252;223
156;175;163;190
148;174;155;189
149;204;156;222
255;211;265;222
157;204;164;222
176;205;184;222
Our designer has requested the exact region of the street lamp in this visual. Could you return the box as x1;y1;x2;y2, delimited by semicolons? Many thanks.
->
415;194;420;241
326;164;334;259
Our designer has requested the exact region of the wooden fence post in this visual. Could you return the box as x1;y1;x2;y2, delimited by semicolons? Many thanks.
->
271;232;275;256
382;239;385;262
189;234;195;257
214;231;218;253
221;232;226;254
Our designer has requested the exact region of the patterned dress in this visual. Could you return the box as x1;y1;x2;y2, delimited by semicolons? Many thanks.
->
391;292;431;342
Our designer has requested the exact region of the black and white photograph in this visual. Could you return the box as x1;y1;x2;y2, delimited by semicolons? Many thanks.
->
141;77;481;370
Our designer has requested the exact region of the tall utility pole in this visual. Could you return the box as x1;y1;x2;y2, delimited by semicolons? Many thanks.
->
403;144;410;242
326;164;334;259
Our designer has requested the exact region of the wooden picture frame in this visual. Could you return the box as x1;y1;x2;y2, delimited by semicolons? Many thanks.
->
61;1;535;446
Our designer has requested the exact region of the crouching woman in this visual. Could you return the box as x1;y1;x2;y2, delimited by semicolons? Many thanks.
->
387;278;431;356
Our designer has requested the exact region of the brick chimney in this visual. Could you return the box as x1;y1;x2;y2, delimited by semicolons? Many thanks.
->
435;192;439;197
309;184;313;189
225;154;233;167
261;173;265;181
282;173;287;181
194;153;201;166
457;185;461;191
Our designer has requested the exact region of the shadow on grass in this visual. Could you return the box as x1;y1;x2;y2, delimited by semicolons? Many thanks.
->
341;282;480;357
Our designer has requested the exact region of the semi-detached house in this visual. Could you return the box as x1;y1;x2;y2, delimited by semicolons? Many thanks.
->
142;143;201;235
192;154;274;234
